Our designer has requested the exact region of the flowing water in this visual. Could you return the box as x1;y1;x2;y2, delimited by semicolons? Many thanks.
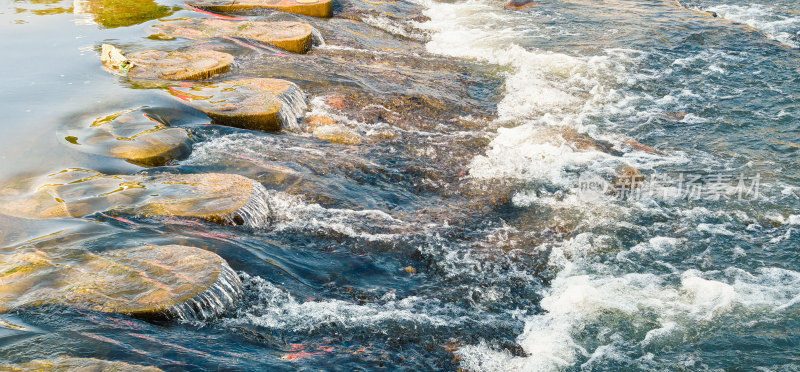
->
0;0;798;370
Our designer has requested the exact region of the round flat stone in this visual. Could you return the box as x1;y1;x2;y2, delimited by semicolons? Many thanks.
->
0;245;240;318
168;78;305;132
3;357;163;371
65;108;192;166
101;45;234;80
189;0;333;18
0;169;270;225
152;19;314;54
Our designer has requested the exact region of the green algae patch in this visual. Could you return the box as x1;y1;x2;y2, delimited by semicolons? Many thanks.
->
74;0;175;29
152;18;314;54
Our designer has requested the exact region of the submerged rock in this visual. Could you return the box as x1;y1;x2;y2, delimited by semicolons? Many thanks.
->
188;0;333;18
168;78;306;132
535;127;622;156
64;108;192;166
2;357;162;371
624;139;659;154
0;169;273;226
313;125;362;145
504;0;535;10
613;165;645;192
101;44;234;80
151;19;314;54
302;115;361;145
0;245;241;319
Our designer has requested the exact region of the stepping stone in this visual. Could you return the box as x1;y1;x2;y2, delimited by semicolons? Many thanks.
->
151;18;314;54
1;357;162;371
64;108;192;166
0;245;241;320
101;44;234;80
0;169;273;226
168;78;306;132
188;0;333;18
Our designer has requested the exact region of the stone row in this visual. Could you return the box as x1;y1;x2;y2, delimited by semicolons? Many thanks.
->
1;0;344;333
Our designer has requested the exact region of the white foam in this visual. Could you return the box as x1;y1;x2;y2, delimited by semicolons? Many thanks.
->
362;14;429;41
458;246;800;371
167;262;243;322
415;0;630;122
275;83;308;132
467;124;611;185
268;191;407;242
226;273;462;331
705;4;800;48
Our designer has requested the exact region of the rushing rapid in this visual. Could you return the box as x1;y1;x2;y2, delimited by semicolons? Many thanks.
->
0;0;798;370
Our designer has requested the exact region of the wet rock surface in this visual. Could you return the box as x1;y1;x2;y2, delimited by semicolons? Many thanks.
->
101;45;234;81
63;107;192;166
0;245;241;319
504;0;536;10
151;18;314;54
1;357;163;371
188;0;334;18
167;78;306;132
0;169;271;226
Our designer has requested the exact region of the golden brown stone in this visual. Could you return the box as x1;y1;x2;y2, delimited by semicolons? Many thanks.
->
613;165;645;191
0;169;268;225
313;125;362;145
0;245;240;319
189;0;333;18
64;108;192;166
3;357;163;371
101;45;234;81
504;0;535;10
625;139;659;154
167;78;306;132
152;18;314;54
304;115;336;130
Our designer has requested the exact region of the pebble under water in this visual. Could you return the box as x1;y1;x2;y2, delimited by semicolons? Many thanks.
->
0;0;798;370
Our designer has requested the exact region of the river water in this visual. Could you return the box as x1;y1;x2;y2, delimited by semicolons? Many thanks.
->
0;0;798;370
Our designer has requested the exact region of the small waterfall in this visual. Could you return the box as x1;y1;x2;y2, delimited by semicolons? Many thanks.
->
221;180;275;228
275;83;307;132
311;27;326;46
165;262;243;321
